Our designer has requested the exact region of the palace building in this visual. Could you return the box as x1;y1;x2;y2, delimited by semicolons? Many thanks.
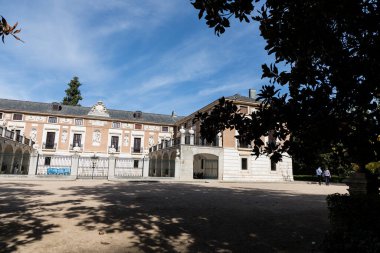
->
0;91;293;181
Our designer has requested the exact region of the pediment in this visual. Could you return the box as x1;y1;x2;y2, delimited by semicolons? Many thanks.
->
88;101;110;117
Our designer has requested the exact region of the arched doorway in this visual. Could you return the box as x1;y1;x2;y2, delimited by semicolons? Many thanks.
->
149;156;156;176
162;153;169;177
13;148;23;174
193;153;218;179
156;155;162;177
21;150;30;174
1;145;14;174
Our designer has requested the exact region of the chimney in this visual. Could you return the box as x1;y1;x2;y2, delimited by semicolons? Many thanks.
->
249;89;256;100
171;110;177;118
133;111;142;118
52;102;62;111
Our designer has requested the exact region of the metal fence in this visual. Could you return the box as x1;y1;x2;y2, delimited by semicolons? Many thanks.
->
114;158;144;178
36;155;73;175
77;157;109;179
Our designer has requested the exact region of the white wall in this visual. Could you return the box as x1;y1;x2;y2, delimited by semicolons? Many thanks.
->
222;148;293;182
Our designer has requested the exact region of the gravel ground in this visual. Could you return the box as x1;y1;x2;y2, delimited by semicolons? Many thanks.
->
0;180;347;253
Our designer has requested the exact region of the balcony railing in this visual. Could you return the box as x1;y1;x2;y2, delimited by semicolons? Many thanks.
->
4;129;14;139
23;137;31;145
131;146;144;154
109;145;120;153
0;126;35;147
70;143;83;151
149;136;221;153
42;142;57;150
15;134;23;143
237;140;252;149
195;139;218;147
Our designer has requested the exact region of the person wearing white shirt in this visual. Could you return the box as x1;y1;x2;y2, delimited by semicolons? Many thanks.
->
316;167;323;185
324;169;331;185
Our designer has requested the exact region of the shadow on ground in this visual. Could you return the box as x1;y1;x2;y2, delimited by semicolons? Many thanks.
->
59;182;328;252
0;183;59;253
0;182;333;252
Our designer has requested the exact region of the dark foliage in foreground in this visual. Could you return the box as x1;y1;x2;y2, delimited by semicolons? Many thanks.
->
192;0;380;175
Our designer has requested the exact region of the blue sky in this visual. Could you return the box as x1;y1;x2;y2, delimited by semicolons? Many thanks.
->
1;1;272;116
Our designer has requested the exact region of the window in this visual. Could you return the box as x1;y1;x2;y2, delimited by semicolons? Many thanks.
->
239;106;248;114
162;126;169;132
45;132;56;149
237;137;251;148
111;136;119;151
73;133;82;147
135;124;142;130
271;160;277;171
112;122;121;128
75;118;83;125
13;113;23;121
0;112;3;119
44;157;51;166
48;117;57;124
133;138;141;152
133;160;139;168
241;158;248;170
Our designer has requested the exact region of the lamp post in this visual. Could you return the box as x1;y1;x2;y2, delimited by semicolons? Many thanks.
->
90;153;98;179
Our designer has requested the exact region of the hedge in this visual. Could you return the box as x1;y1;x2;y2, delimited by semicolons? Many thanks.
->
323;193;380;252
293;175;346;183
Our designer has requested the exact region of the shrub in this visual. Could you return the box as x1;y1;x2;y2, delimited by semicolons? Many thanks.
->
324;193;380;252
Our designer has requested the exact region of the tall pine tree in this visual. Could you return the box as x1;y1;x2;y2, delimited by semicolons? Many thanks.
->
63;76;83;106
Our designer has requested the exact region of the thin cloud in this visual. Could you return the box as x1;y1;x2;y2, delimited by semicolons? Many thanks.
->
0;0;268;115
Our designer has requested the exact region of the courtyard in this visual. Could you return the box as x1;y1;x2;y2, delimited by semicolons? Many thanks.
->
0;180;347;253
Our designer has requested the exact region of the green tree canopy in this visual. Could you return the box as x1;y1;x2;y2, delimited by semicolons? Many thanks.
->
63;76;83;106
192;0;380;174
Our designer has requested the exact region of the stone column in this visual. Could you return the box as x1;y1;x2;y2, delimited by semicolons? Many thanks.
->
189;127;194;145
28;151;39;176
180;126;186;144
13;129;17;141
218;132;223;147
71;154;79;178
142;157;149;178
108;155;116;180
174;149;181;180
9;149;15;174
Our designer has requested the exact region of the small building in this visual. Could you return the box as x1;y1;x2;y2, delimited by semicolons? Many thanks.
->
0;91;292;181
148;93;293;181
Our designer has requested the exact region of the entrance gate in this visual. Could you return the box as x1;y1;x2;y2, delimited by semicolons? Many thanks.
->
77;156;109;179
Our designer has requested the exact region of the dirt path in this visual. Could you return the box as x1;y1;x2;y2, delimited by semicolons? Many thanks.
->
0;181;347;253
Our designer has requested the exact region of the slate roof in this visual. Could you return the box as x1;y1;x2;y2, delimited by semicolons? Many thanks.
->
225;94;258;103
0;98;183;125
